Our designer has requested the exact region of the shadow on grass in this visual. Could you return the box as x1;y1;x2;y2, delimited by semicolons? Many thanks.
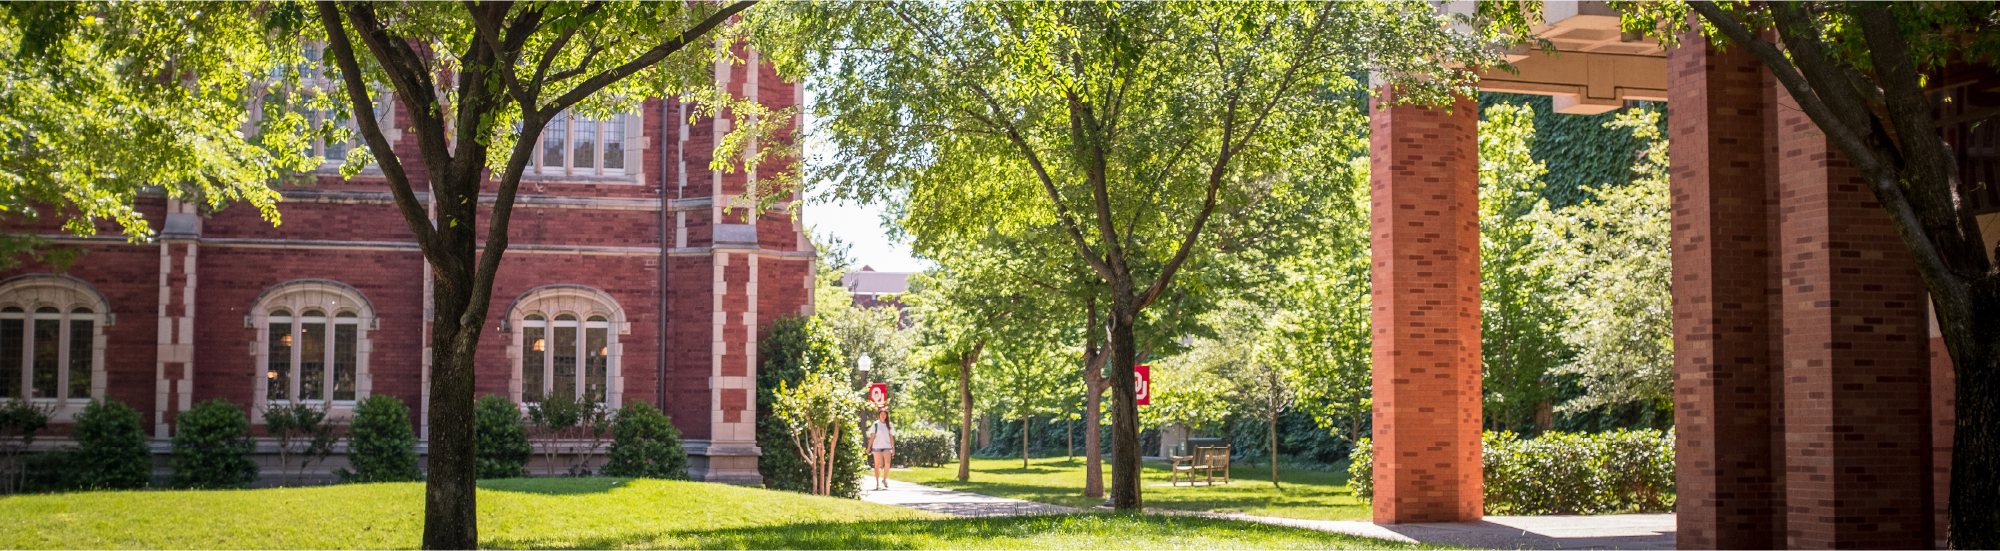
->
481;512;1429;550
476;477;632;496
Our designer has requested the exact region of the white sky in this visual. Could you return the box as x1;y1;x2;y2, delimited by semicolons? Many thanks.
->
799;79;930;274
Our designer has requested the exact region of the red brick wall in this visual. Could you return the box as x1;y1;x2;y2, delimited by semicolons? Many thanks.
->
1773;79;1935;549
1368;91;1483;524
1667;38;1785;550
8;67;809;454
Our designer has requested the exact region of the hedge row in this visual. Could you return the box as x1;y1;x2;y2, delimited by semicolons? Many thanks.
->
1;393;691;494
1349;429;1674;515
893;425;955;468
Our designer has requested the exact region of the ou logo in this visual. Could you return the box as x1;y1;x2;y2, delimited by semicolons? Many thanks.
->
1134;364;1152;405
868;383;888;405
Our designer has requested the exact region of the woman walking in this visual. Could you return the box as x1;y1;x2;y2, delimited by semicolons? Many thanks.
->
868;408;895;490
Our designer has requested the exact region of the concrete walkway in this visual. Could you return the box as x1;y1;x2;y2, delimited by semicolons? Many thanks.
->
861;475;1675;549
860;475;1079;517
1163;511;1676;550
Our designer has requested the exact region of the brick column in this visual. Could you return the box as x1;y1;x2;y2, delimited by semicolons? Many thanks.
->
1930;308;1953;549
154;199;200;439
1773;78;1935;550
1368;91;1482;524
1666;39;1784;550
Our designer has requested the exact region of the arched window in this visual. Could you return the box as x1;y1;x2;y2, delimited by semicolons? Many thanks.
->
250;280;374;412
505;286;625;407
0;275;111;408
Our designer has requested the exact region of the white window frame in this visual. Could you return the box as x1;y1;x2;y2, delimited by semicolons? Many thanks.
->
504;285;628;409
246;42;397;173
248;280;376;421
525;110;644;182
0;275;111;420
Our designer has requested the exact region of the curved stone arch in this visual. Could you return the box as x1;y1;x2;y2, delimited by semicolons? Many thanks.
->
0;273;112;413
249;279;377;324
502;284;629;334
246;279;378;419
503;284;628;409
0;274;114;324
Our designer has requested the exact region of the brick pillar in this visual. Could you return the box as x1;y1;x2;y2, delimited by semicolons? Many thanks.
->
1774;78;1935;550
154;200;200;439
1930;308;1953;549
1368;91;1482;524
1667;39;1785;550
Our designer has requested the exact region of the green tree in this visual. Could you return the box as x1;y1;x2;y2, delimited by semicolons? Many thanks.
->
773;369;862;497
305;3;760;543
0;3;309;269
339;394;421;483
12;2;769;543
757;315;864;498
760;1;1495;509
1526;110;1673;418
1478;103;1570;433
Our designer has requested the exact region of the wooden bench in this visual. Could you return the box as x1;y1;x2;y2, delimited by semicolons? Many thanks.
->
1169;445;1231;486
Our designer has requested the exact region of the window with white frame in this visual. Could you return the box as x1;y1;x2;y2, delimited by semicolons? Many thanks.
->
265;309;360;402
0;275;108;405
520;314;611;403
252;280;374;411
254;43;393;170
508;286;625;406
526;111;638;178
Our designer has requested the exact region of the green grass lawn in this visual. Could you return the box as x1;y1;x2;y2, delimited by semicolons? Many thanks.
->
0;477;1420;549
889;457;1371;521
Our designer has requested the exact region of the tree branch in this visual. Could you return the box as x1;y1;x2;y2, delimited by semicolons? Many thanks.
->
315;2;438;253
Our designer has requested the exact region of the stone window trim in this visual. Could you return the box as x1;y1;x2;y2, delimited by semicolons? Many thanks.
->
501;285;629;410
0;274;112;420
520;110;647;185
245;279;377;422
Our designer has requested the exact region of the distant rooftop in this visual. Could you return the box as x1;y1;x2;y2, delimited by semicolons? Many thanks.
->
840;265;912;296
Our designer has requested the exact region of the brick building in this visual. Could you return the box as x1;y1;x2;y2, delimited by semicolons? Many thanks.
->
0;55;810;484
1369;4;2000;549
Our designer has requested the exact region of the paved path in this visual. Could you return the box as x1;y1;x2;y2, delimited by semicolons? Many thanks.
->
861;475;1675;549
860;475;1079;517
1162;511;1676;550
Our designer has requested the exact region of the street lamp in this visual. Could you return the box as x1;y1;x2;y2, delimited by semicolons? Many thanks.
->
858;353;873;374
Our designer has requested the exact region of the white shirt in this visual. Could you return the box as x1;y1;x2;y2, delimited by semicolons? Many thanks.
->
871;420;893;449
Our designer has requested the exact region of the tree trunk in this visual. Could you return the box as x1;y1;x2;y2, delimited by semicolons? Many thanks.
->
1083;375;1105;498
1106;291;1142;510
956;342;982;482
424;278;482;549
1269;407;1280;490
1066;416;1074;461
1022;415;1031;468
1946;292;2000;549
980;414;991;448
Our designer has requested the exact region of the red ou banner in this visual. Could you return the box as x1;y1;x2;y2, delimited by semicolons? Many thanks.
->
1135;365;1152;406
868;383;889;408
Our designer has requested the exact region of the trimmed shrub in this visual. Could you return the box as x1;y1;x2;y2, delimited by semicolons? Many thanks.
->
600;401;688;479
337;395;420;483
474;394;531;479
64;399;152;490
1347;429;1674;515
893;425;955;468
756;315;864;498
0;398;54;493
170;399;258;489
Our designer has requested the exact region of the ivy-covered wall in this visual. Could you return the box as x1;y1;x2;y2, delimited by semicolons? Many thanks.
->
1478;92;1666;208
